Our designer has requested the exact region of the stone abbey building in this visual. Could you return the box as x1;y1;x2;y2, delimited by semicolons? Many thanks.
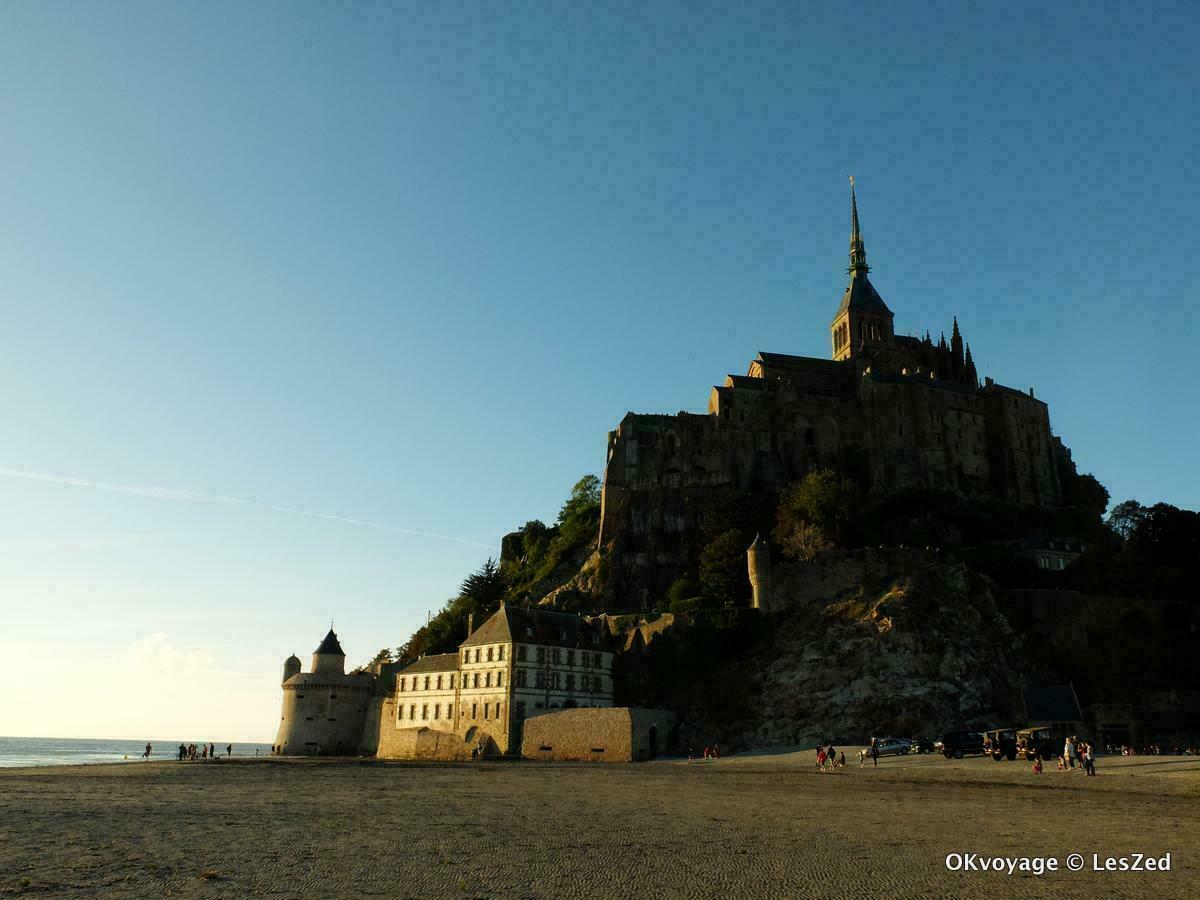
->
599;185;1069;603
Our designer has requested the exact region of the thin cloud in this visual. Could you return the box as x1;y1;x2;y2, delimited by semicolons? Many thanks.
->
0;465;494;549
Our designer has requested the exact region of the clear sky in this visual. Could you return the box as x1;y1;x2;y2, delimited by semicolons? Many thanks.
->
1;1;1196;742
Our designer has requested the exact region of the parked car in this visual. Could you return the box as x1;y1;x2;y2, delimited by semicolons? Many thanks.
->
865;737;911;757
983;728;1018;761
936;731;987;759
910;737;936;754
1017;726;1068;761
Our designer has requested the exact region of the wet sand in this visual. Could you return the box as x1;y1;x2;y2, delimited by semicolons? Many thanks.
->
1;751;1197;898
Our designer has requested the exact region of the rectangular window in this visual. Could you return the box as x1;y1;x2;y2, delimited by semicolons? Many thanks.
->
434;704;440;720
424;676;430;690
484;703;490;720
498;646;505;661
487;646;494;662
397;706;404;720
485;672;492;688
399;677;406;691
516;670;527;688
421;704;428;720
447;704;453;719
437;675;443;690
517;645;527;661
567;651;574;666
473;673;479;688
535;671;546;688
496;671;503;687
593;676;603;692
536;647;546;664
474;648;481;663
471;703;477;719
553;648;561;664
582;674;590;691
450;674;455;689
495;703;502;721
409;705;416;719
566;674;575;691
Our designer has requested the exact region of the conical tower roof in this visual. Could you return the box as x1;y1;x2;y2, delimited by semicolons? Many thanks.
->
314;629;345;656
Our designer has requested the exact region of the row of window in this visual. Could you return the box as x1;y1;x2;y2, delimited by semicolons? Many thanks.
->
464;645;505;664
514;670;604;692
399;701;503;723
516;646;605;668
400;670;506;692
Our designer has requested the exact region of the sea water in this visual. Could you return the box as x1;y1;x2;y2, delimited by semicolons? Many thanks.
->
0;736;274;768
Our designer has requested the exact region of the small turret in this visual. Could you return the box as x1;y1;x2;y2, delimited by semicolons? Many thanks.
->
747;534;772;614
282;653;302;686
312;628;346;675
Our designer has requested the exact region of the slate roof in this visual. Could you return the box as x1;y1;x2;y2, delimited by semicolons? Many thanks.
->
754;352;845;371
314;629;345;656
462;604;608;650
724;374;767;390
1022;684;1084;724
397;653;460;674
833;272;893;320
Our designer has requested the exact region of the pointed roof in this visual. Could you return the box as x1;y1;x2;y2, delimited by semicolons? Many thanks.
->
314;628;345;656
834;178;892;321
461;605;608;650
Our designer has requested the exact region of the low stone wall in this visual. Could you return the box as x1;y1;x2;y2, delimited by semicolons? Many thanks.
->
521;707;675;762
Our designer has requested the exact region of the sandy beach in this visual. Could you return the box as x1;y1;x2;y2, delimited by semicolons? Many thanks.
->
1;750;1197;898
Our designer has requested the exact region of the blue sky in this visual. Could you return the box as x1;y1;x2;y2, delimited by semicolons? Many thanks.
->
1;1;1196;741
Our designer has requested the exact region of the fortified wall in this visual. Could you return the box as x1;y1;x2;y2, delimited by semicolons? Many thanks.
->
748;540;939;614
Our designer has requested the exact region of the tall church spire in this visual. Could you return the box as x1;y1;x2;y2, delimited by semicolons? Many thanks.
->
848;176;869;275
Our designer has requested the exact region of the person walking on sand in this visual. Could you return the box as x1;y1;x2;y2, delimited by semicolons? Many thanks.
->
142;742;152;760
209;742;215;759
1032;756;1043;775
818;746;828;771
1085;742;1096;776
178;743;186;761
837;751;846;769
226;744;232;758
870;738;879;767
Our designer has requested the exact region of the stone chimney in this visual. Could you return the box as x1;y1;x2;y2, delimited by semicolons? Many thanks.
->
467;612;474;637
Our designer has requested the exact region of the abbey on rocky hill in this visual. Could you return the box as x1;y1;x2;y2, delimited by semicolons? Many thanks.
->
599;183;1072;603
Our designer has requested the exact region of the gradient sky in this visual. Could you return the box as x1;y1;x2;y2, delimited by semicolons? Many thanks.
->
2;1;1196;742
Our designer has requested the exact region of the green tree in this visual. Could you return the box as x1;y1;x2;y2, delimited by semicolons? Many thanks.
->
774;468;860;558
460;557;506;611
557;475;601;525
699;529;750;606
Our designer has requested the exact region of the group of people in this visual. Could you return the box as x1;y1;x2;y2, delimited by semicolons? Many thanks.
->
1111;744;1197;756
176;742;232;761
816;742;845;771
687;745;721;760
1032;736;1095;775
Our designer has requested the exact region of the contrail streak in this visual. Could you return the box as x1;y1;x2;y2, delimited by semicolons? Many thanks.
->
0;466;494;549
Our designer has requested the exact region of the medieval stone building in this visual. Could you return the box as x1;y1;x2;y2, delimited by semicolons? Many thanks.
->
274;629;375;756
598;185;1068;604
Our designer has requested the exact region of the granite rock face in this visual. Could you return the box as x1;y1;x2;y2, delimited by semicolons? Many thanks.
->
699;563;1023;750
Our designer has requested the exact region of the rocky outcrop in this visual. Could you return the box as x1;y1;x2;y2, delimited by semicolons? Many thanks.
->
683;563;1023;749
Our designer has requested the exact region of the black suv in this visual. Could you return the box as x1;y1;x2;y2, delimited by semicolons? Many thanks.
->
937;731;986;759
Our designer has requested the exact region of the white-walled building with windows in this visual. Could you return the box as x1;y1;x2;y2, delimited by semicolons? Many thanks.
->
388;603;614;756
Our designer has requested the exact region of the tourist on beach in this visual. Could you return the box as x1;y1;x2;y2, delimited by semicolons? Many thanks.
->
202;744;208;760
142;742;152;760
226;744;232;758
1063;737;1073;768
827;743;837;767
1085;742;1096;776
818;747;828;771
209;742;215;759
870;738;879;767
1032;757;1043;775
178;743;186;761
837;751;846;769
815;745;823;768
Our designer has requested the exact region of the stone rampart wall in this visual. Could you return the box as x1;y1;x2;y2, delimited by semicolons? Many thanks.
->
521;707;675;762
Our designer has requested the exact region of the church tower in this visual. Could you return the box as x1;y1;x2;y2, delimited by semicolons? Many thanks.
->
830;179;894;361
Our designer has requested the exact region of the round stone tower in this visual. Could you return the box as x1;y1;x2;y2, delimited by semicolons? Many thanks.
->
282;653;301;686
747;533;771;613
312;629;346;675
